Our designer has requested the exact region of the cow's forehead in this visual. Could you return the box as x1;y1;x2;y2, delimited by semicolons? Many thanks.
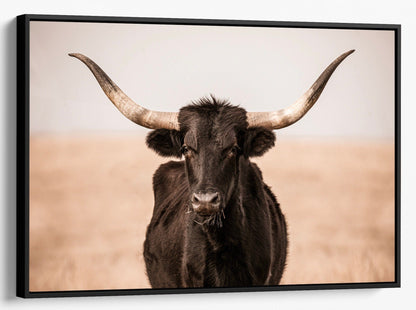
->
178;98;248;131
183;117;238;150
178;99;247;150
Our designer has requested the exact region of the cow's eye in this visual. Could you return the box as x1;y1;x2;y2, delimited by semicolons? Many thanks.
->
181;145;189;155
228;146;240;157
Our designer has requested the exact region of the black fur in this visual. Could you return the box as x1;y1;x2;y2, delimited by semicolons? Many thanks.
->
244;127;276;157
144;97;287;288
146;129;182;158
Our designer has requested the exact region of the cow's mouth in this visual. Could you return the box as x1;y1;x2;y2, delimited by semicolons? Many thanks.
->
193;209;225;228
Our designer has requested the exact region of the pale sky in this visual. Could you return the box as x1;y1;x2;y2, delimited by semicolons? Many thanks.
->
30;21;395;138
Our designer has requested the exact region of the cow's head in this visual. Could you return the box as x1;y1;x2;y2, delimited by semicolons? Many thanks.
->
69;50;354;224
146;97;275;222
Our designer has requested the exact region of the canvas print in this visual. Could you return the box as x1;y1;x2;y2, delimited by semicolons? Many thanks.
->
23;17;398;295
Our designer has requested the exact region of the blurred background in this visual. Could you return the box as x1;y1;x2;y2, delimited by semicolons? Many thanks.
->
29;21;395;291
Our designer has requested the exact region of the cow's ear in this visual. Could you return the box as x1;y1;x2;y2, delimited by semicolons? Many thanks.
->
244;127;276;157
146;129;182;158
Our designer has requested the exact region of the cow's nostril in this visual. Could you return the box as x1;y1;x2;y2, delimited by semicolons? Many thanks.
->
192;194;200;203
210;193;219;204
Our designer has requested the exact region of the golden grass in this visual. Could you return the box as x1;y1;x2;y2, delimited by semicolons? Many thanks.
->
29;135;395;291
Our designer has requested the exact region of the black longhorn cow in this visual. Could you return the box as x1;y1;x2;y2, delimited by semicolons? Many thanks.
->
69;50;354;288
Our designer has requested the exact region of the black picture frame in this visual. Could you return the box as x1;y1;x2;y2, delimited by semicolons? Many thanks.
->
16;14;401;298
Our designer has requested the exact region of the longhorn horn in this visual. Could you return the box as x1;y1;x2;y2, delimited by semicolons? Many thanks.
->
247;50;355;129
69;53;180;130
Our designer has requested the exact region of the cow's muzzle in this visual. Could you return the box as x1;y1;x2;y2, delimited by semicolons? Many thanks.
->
191;189;222;216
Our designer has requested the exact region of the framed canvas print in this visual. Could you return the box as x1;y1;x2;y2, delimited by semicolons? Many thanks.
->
16;14;401;298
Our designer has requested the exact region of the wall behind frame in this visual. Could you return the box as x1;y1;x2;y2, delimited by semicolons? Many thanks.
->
2;0;414;309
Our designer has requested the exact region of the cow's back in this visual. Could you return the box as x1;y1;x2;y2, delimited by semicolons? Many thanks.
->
143;161;188;288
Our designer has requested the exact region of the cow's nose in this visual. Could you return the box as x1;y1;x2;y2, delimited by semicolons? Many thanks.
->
191;191;221;215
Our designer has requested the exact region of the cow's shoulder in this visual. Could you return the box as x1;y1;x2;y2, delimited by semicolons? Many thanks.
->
153;160;185;190
249;162;264;180
152;160;188;212
247;161;281;213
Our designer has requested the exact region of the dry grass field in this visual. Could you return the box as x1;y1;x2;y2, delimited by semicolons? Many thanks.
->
29;134;395;291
